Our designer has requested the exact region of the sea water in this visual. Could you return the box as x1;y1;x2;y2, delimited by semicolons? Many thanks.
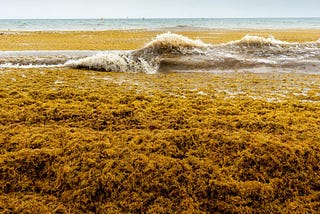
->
0;18;320;31
1;33;319;74
0;18;319;74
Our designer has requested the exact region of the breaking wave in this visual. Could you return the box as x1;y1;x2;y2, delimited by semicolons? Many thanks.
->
66;33;209;73
1;33;320;73
228;35;294;47
226;34;320;49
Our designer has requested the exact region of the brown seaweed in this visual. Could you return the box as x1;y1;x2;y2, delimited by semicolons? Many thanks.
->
0;68;319;213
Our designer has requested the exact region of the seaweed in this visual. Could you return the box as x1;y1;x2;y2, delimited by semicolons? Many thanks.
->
0;68;320;213
1;29;320;50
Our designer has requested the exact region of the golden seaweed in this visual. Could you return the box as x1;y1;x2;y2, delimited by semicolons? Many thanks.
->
1;67;319;213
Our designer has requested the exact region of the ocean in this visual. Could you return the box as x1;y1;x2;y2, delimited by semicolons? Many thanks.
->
0;18;319;74
1;32;319;74
0;18;320;31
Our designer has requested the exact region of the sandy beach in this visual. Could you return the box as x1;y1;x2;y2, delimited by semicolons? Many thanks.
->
1;29;320;213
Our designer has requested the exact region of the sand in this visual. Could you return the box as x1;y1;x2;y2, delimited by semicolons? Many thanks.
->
0;30;320;213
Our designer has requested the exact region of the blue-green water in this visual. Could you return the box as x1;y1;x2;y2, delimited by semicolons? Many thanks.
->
0;18;320;31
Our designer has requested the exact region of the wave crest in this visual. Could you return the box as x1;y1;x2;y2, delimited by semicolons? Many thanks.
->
227;34;320;48
144;32;209;51
67;33;209;73
228;35;293;47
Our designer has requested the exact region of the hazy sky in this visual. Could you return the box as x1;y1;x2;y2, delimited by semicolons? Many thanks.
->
1;0;319;19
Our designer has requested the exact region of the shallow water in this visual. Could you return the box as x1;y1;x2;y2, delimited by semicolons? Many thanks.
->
1;33;319;74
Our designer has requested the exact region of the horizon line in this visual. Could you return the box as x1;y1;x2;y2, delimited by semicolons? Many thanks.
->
0;17;320;20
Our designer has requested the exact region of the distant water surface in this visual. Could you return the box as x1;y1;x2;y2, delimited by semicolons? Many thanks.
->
0;18;320;31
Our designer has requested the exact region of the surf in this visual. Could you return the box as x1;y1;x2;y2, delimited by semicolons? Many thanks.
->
66;32;320;73
66;32;209;73
1;33;319;74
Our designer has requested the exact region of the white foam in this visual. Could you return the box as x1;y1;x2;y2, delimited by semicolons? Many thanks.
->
227;35;294;47
144;32;209;50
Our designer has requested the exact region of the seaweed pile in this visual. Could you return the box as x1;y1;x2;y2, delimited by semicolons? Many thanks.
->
0;68;319;213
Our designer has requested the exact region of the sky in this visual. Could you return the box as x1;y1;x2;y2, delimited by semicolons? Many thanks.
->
0;0;319;19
